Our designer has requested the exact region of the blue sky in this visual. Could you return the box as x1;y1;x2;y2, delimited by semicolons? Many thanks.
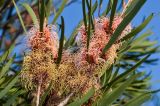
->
0;0;158;105
53;0;160;105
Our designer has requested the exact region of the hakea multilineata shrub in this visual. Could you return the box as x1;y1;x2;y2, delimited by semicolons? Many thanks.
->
21;15;132;105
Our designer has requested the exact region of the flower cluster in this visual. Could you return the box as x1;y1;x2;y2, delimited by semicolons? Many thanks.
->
21;24;59;93
21;16;132;105
27;24;59;59
76;16;131;65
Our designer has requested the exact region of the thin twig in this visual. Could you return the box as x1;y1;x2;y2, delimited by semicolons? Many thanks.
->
58;93;74;106
36;78;42;106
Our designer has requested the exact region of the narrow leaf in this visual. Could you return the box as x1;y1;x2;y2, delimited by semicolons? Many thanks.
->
101;65;113;87
112;64;120;80
123;93;151;106
132;31;152;45
46;0;52;19
101;0;113;16
0;73;19;99
0;0;5;7
87;0;92;50
121;13;153;41
109;0;118;28
40;81;53;106
52;0;68;24
64;22;82;49
21;3;38;25
98;0;103;15
64;1;97;49
68;88;95;106
12;0;27;34
57;16;65;64
0;51;9;63
123;0;139;16
82;0;87;30
107;54;150;87
4;90;26;106
40;0;45;32
86;0;90;10
98;73;141;106
0;54;15;79
0;43;14;63
102;0;146;55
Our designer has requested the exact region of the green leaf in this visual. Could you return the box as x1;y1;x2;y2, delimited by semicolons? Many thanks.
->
82;0;87;30
98;0;103;15
91;1;98;15
40;81;53;106
21;3;38;25
52;0;68;24
109;0;118;28
0;78;5;85
0;54;16;79
40;0;45;32
86;0;90;10
111;64;120;80
126;87;148;93
132;31;152;45
0;0;4;7
4;90;26;106
127;48;145;53
0;43;15;63
121;13;153;41
45;0;52;19
12;0;27;34
101;65;113;88
123;93;151;106
123;0;139;16
131;41;157;49
107;54;150;88
64;22;82;49
0;51;9;63
0;73;19;99
102;0;113;16
68;88;95;106
102;0;146;55
87;0;92;50
57;16;65;65
64;1;97;49
98;73;141;106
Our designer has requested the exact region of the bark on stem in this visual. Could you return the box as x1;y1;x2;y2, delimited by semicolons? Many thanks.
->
36;78;42;106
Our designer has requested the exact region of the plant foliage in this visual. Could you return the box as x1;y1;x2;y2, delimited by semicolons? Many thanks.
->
0;0;159;106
